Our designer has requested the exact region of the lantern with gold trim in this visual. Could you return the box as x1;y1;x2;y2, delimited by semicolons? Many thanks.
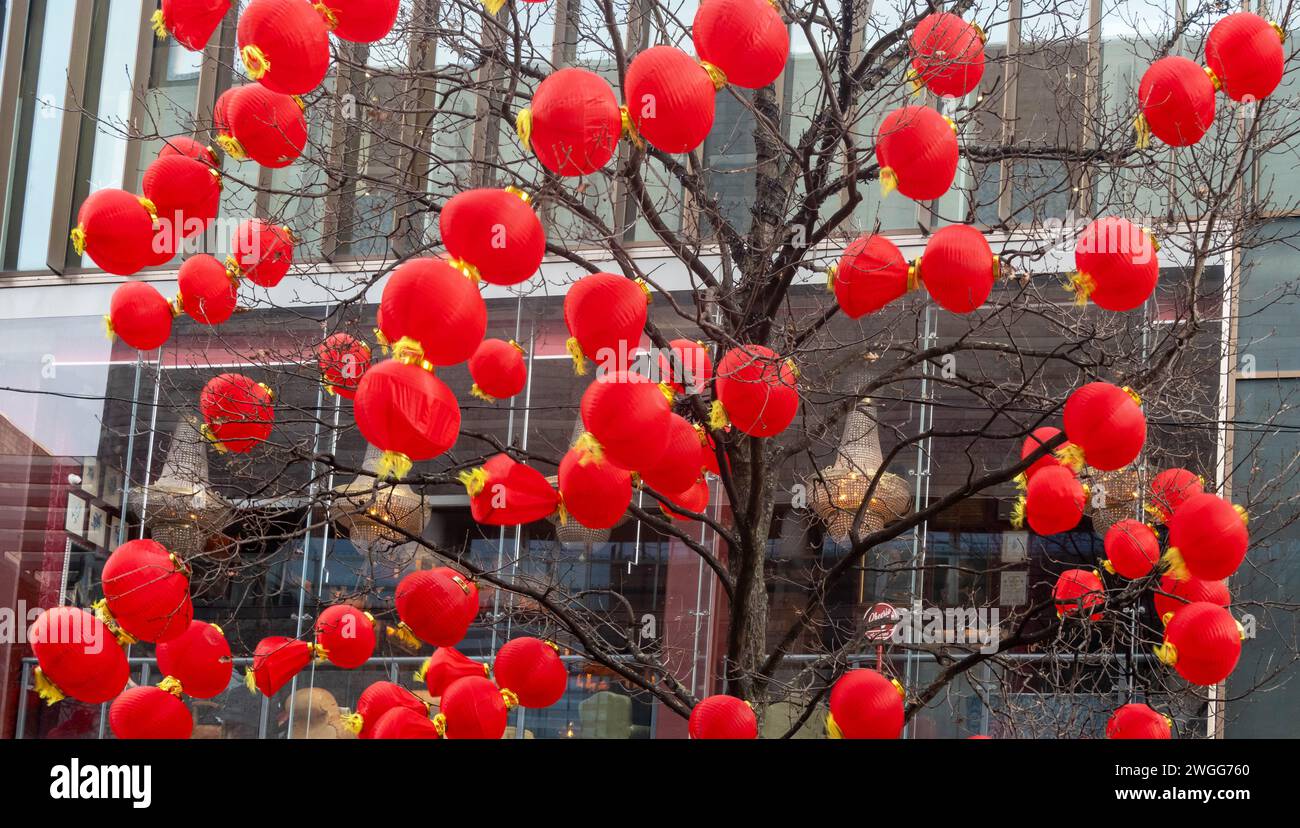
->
909;12;986;98
1106;703;1171;739
110;683;193;739
247;636;324;697
151;0;231;52
460;453;561;526
216;84;308;168
316;332;371;399
178;254;239;326
558;441;633;530
106;281;177;351
377;257;486;366
71;188;159;276
1061;382;1146;472
155;620;233;699
159;135;218;166
440;187;546;286
712;345;799;438
1135;55;1216;149
1153;573;1230;626
875;105;959;201
1053;568;1104;620
580;370;673;471
493;637;567;708
314;604;376;669
230;219;295;288
563;272;649;375
1155;601;1243;686
829;233;917;319
417;647;488;697
1015;464;1085;536
1205;12;1286;103
1068;217;1159;311
317;0;400;43
1163;492;1248;581
1019;426;1071;483
101;539;193;643
1148;467;1203;523
237;0;331;95
689;694;757;739
27;607;130;705
143;154;222;244
659;338;712;394
517;67;622;176
394;567;479;648
468;338;526;403
352;351;461;481
623;45;719;154
199;373;275;454
1102;519;1159;579
371;706;440;739
692;0;790;90
918;224;997;314
639;414;707;496
346;680;428;738
433;675;511;739
660;478;711;522
827;668;904;739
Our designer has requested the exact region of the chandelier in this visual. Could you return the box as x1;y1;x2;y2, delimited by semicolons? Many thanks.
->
331;445;429;552
128;418;233;558
1086;465;1144;538
807;399;911;543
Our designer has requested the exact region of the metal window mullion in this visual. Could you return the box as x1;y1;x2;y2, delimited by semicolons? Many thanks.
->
391;0;440;257
1076;0;1103;217
469;10;505;189
0;0;32;251
997;0;1021;224
613;0;652;239
118;1;159;195
44;0;95;275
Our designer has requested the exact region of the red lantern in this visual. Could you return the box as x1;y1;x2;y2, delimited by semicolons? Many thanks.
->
178;254;239;326
102;539;193;643
469;338;527;402
199;372;274;454
314;604;376;669
159;135;218;166
1164;492;1249;581
1156;601;1243;686
563;272;649;374
1205;13;1285;103
1019;464;1084;536
660;478;711;522
580;370;673;471
699;426;726;476
639;414;707;495
1148;467;1203;523
910;12;986;98
106;281;176;351
155;620;233;699
230;219;295;287
831;233;915;319
1154;574;1230;626
658;338;712;394
518;68;621;176
248;636;319;697
1069;217;1160;311
713;345;799;438
71;188;158;276
440;188;546;286
110;685;193;739
1061;382;1146;471
353;357;461;480
394;567;479;647
558;443;633;530
875;106;958;201
316;332;371;398
371;706;440;739
461;453;561;526
918;224;996;314
688;694;758;739
28;607;130;705
1106;703;1171;739
1102;519;1159;579
348;680;427;738
417;647;488;697
152;0;231;51
692;0;790;89
828;668;904;739
435;675;510;739
237;0;331;96
142;154;221;243
624;45;718;154
378;257;487;365
317;0;400;43
493;637;567;708
1136;55;1216;148
1020;426;1072;481
1053;568;1104;620
218;84;308;168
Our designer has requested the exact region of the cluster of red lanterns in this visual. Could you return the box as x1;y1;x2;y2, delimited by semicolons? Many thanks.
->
830;226;999;318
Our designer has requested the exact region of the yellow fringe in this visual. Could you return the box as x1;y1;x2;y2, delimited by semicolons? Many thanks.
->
1101;559;1116;575
515;108;533;152
1153;642;1178;667
313;2;338;28
1055;444;1085;473
1009;496;1026;530
574;432;604;465
555;493;568;525
413;656;431;684
432;712;447;737
376;450;413;481
342;712;363;735
70;226;87;256
566;336;587;375
480;0;507;13
449;258;482;283
1067;271;1095;305
879;167;897;198
1162;546;1189;581
102;315;116;342
620;106;644;150
244;669;259;694
825;263;837;292
470;384;495;403
91;598;137;646
459;467;488;498
386;622;421;651
709;400;730;430
1133;114;1151;150
1013;472;1027;491
150;8;168;39
391;336;425;365
34;668;65;706
825;711;843;739
241;45;270;80
907;259;922;291
658;382;677;403
500;688;520;709
158;676;184;697
215;133;248;161
1233;503;1249;526
700;61;727;90
200;422;228;454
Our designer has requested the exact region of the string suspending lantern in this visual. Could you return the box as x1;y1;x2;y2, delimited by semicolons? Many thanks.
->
155;620;234;699
346;681;428;738
1147;467;1203;523
517;68;622;176
237;0;331;95
563;272;649;375
314;604;376;669
827;668;905;739
1155;601;1243;686
1053;568;1104;620
493;637;568;708
230;219;295;287
1154;573;1230;626
101;538;193;643
110;685;193;739
1106;703;1171;739
1102;519;1159;579
1061;382;1146;471
393;567;479;648
247;636;322;697
377;257;486;366
106;281;176;351
151;0;232;52
28;607;130;705
352;354;461;480
440;187;546;286
660;478;711;522
317;0;401;43
316;332;372;398
917;224;997;314
1135;55;1216;149
71;188;158;276
1069;217;1160;311
1205;12;1286;103
909;12;987;98
712;345;800;438
460;454;561;526
623;45;719;154
580;370;673;471
216;84;308;168
1163;492;1249;581
178;254;239;326
1017;464;1085;536
417;647;489;697
692;0;790;90
469;338;527;402
875;105;959;200
829;233;916;318
199;373;275;454
434;675;512;739
557;442;633;530
688;694;758;739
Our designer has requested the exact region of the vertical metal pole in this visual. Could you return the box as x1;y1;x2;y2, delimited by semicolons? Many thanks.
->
117;352;144;547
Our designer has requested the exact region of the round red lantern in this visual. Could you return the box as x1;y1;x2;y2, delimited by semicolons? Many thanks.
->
713;345;799;438
159;135;218;166
658;338;712;394
1136;55;1216;148
1019;426;1071;482
660;478;711;522
1164;492;1249;581
316;332;371;398
152;0;231;51
230;219;295;287
688;694;758;739
417;647;488;697
1106;703;1171;739
518;68;621;176
440;187;546;286
563;272;649;374
493;637;567;708
178;254;239;326
1053;568;1104;620
314;604;376;669
875;105;959;201
353;357;461;480
102;538;193;643
1205;13;1285;103
1061;382;1146;471
1148;467;1204;523
1102;519;1159;579
347;680;427;738
918;224;996;314
830;233;916;319
155;620;233;698
1156;601;1243;686
624;45;718;154
248;636;320;697
435;675;510;739
371;706;440;739
199;372;274;454
317;0;400;43
1068;217;1159;311
1020;464;1084;536
469;338;527;402
394;567;479;647
910;12;986;98
110;685;193;739
142;154;221;242
378;257;486;365
106;281;176;351
692;0;789;89
580;370;673;470
461;454;561;526
219;84;308;168
558;443;633;530
237;0;331;96
28;607;130;705
71;188;158;276
1154;573;1230;625
827;668;904;739
639;414;707;495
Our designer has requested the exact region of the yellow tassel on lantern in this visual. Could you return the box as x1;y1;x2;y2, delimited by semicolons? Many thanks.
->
342;712;363;735
905;65;924;96
555;494;568;526
171;295;185;319
620;106;645;150
386;622;421;651
158;676;185;697
709;400;730;430
574;432;604;465
825;711;843;739
1066;271;1096;305
1133;114;1151;150
1009;496;1026;530
470;384;495;403
431;712;448;737
700;61;728;91
91;598;137;646
515;108;533;152
376;450;413;481
200;422;229;454
1162;546;1189;581
215;133;248;161
1054;443;1085;472
244;669;259;694
313;2;339;28
1013;472;1028;491
1153;642;1178;667
70;226;87;256
449;258;482;282
825;264;838;292
458;467;488;498
1233;503;1249;525
566;336;588;376
658;382;677;404
150;8;168;39
1101;559;1116;575
33;668;65;706
879;167;898;198
373;327;390;355
906;258;922;291
413;656;432;684
500;688;520;710
478;0;507;13
309;643;329;663
102;315;116;342
241;44;271;80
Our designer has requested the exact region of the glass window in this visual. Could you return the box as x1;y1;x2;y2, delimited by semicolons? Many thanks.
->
1238;217;1300;372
